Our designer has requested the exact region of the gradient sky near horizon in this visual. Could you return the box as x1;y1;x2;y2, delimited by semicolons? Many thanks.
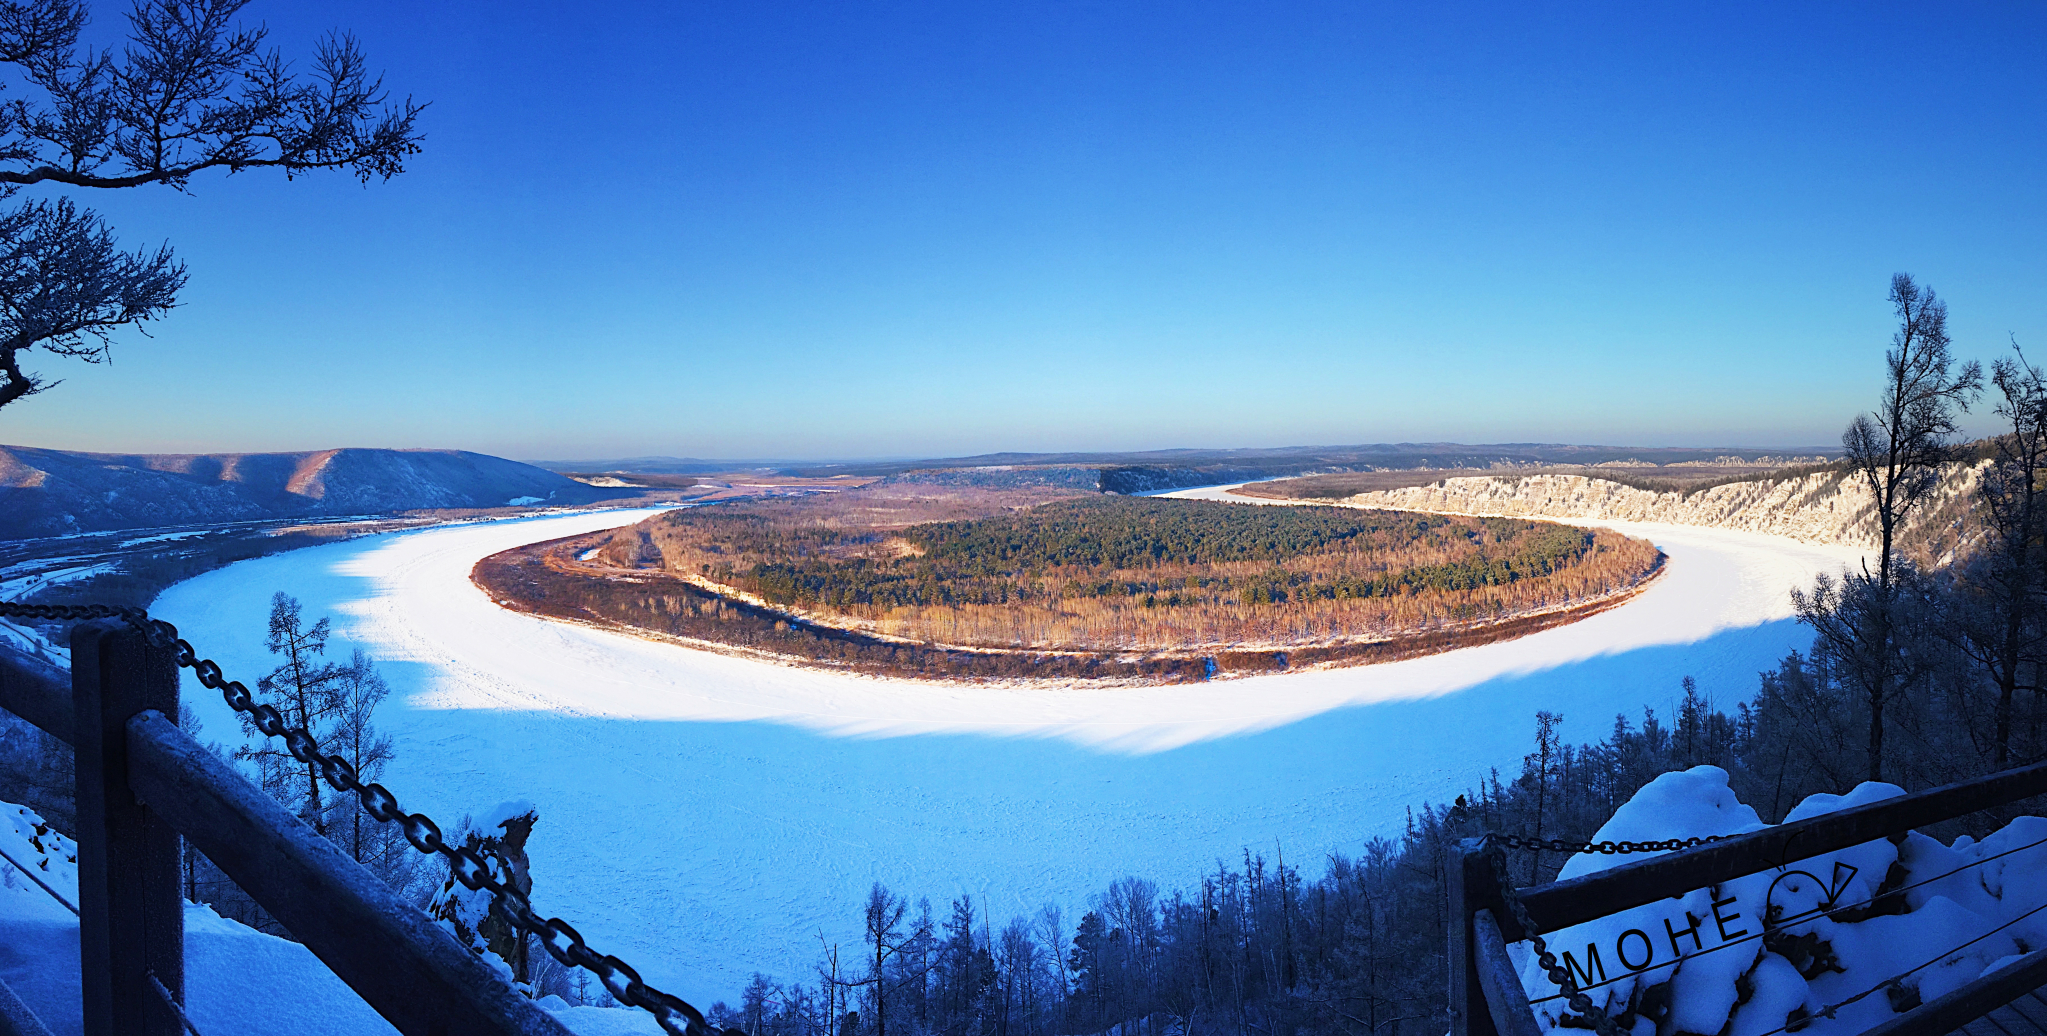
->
3;1;2045;462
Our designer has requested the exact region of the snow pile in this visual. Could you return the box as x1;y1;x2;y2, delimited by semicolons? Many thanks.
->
1521;767;2047;1036
0;797;667;1035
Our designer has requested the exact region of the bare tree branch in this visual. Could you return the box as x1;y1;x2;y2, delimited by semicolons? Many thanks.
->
0;0;422;412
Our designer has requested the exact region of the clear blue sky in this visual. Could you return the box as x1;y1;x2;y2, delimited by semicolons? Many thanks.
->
5;0;2045;461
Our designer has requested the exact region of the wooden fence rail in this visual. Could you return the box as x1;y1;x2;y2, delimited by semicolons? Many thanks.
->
0;619;571;1036
1448;763;2047;1036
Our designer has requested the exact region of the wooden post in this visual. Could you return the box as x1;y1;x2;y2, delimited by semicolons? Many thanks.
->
71;619;182;1036
1447;839;1505;1036
1472;910;1542;1036
125;711;576;1036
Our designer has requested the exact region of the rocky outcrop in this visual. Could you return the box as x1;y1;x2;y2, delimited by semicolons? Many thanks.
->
1334;466;1983;551
0;445;612;539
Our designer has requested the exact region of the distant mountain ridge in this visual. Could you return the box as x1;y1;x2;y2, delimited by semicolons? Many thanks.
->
538;443;1844;488
0;445;611;539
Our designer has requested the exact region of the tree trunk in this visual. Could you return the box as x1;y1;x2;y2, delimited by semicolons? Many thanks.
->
1870;480;1898;785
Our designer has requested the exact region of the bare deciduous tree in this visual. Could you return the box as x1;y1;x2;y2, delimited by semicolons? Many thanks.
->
1800;273;1981;782
0;196;181;404
0;0;423;410
1943;343;2047;765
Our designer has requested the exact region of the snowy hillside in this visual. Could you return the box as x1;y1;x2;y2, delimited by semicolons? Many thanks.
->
0;445;614;538
9;766;2039;1036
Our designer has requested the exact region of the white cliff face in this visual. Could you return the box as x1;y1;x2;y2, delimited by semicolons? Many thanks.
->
1342;466;1984;550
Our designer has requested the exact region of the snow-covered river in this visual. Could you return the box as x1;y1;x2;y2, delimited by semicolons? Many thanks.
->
153;501;1863;999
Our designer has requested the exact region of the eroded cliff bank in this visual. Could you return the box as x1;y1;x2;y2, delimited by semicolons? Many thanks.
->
1315;465;1982;552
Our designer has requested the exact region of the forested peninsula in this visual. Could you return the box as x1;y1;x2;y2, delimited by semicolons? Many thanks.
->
473;485;1662;681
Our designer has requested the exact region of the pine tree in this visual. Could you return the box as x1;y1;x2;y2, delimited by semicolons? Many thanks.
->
237;591;347;832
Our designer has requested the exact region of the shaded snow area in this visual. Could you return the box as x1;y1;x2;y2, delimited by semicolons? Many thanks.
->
1522;767;2047;1036
0;800;667;1035
147;508;1865;998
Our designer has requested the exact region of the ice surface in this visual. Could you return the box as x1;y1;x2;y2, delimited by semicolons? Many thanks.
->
147;502;1867;998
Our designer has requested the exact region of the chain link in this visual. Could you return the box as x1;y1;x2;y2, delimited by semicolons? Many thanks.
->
1482;839;1622;1036
1491;832;1724;856
1481;832;1723;1036
0;601;148;623
0;601;717;1036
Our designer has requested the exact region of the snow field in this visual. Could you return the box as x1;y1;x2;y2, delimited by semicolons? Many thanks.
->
144;504;1864;1000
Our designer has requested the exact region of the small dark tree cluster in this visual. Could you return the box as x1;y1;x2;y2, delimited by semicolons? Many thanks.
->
184;590;422;934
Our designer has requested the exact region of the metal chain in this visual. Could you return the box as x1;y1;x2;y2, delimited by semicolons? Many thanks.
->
1482;838;1623;1036
0;601;147;623
0;601;716;1036
1480;832;1722;1036
1492;831;1724;856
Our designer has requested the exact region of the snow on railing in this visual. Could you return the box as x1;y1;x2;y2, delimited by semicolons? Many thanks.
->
1450;764;2047;1036
0;608;737;1036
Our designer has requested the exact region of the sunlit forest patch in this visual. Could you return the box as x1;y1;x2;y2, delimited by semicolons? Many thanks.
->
476;485;1662;681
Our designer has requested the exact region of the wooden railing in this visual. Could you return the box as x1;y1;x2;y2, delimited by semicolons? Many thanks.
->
0;619;571;1036
1447;762;2047;1036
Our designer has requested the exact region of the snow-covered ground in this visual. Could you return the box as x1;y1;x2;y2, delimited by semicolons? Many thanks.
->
135;500;1864;1004
0;799;669;1035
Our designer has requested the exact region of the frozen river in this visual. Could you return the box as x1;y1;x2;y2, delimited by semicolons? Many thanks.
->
153;500;1863;999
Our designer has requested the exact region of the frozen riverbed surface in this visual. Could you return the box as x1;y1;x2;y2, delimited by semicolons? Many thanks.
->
153;503;1863;1000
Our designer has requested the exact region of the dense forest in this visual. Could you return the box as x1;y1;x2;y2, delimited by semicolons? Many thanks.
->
600;492;1661;656
694;638;2047;1036
475;532;1641;682
686;690;1772;1036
